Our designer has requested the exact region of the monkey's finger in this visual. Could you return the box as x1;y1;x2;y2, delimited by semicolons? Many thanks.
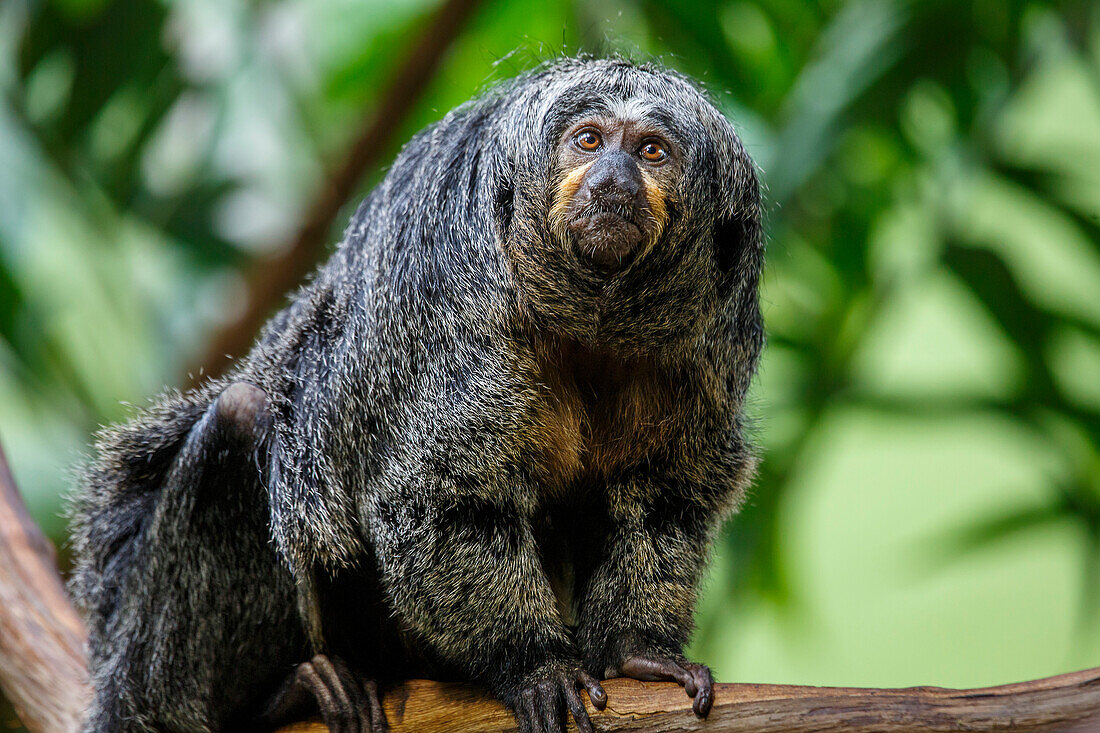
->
259;669;315;725
576;671;607;710
678;664;699;698
536;681;564;733
517;692;538;733
333;659;369;733
563;682;596;733
618;655;665;680
620;655;694;692
692;687;712;717
335;659;372;733
669;662;698;697
690;665;714;718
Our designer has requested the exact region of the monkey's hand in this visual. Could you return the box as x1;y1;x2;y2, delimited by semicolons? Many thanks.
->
615;654;714;718
257;654;387;732
498;661;607;733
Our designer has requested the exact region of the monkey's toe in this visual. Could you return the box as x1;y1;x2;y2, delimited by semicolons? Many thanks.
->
300;655;388;733
259;654;387;732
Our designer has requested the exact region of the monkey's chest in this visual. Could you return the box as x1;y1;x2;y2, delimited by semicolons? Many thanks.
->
529;357;680;492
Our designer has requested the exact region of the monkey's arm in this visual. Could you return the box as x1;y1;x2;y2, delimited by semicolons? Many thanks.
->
368;485;606;733
575;460;746;719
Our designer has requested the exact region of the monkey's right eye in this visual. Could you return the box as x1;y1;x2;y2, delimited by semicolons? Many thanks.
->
573;130;602;151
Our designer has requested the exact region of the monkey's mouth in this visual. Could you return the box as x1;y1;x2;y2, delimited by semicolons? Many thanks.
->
567;206;645;273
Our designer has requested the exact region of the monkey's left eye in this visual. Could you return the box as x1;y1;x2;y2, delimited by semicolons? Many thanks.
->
638;141;668;162
574;130;602;151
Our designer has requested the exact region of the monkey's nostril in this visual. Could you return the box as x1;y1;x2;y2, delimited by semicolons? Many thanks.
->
587;180;640;213
592;177;636;202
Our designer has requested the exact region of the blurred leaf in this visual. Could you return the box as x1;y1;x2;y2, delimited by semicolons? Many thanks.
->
916;503;1068;572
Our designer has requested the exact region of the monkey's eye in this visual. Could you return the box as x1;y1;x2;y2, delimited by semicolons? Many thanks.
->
573;129;602;151
639;140;668;162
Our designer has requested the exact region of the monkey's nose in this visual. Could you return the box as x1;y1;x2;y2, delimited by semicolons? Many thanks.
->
585;150;642;204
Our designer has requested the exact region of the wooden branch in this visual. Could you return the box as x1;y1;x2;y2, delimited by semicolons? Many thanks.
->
276;670;1100;732
192;0;484;382
0;444;88;733
1;439;1099;731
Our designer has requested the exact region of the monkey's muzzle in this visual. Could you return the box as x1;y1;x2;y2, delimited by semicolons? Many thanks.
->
568;205;645;272
565;150;651;274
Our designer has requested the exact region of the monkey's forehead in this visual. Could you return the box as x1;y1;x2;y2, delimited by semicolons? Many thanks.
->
524;59;736;148
550;98;681;139
543;63;713;112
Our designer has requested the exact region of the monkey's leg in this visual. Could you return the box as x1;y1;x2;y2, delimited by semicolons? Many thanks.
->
79;383;303;732
370;491;606;733
574;480;718;718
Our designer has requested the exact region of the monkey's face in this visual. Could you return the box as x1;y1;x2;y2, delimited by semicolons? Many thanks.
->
550;117;678;274
495;59;761;354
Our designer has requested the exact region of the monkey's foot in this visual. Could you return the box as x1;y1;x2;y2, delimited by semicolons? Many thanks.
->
259;654;387;732
503;663;607;733
618;654;714;717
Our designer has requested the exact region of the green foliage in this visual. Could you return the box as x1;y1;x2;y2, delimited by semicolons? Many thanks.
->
0;0;1097;691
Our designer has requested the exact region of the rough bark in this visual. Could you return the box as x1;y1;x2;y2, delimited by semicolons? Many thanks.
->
1;441;1098;732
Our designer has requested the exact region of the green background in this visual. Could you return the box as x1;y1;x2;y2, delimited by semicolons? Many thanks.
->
2;0;1100;724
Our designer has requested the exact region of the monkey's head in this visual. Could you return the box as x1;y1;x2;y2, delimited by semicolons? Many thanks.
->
484;58;763;358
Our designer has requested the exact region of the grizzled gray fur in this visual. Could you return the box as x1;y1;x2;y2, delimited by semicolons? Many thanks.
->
69;57;764;733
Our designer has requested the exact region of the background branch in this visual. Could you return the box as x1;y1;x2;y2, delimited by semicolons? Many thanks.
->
0;439;1098;731
0;445;87;733
192;0;484;382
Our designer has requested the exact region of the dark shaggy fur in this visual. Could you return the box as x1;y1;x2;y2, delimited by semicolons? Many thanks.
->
69;57;764;732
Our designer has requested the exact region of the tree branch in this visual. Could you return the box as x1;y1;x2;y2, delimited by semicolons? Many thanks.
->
192;0;484;382
0;441;1098;732
274;670;1100;732
0;444;87;733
